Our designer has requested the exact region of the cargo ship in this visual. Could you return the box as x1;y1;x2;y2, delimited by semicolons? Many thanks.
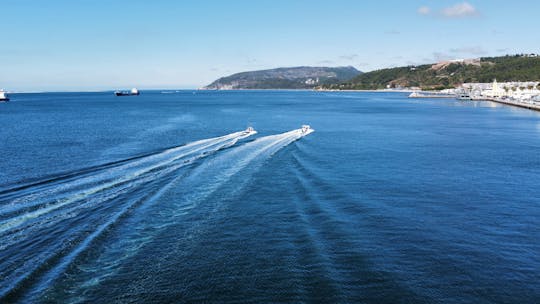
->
114;88;140;96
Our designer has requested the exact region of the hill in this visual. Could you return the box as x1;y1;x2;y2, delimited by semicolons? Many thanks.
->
322;55;540;90
204;66;361;90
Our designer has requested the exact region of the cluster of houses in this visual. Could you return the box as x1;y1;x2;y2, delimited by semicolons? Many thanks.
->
461;80;540;104
409;79;540;111
305;78;320;85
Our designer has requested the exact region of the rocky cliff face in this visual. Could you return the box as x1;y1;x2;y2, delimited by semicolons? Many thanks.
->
204;66;361;89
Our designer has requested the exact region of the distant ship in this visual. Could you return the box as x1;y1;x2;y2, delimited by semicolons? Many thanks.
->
0;89;9;102
456;89;473;100
114;88;140;96
457;93;473;100
409;91;420;98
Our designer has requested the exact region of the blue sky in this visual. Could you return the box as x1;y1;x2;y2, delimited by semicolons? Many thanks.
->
2;0;539;91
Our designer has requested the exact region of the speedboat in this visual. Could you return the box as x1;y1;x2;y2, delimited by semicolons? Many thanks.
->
242;126;257;136
301;124;314;135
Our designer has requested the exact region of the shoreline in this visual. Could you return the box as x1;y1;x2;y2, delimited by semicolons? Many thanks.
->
200;88;416;93
12;88;417;94
483;97;540;112
315;89;415;93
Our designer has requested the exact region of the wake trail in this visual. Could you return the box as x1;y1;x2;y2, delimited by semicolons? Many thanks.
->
18;172;183;304
0;142;196;196
51;128;314;300
0;131;249;230
0;131;242;205
0;130;254;301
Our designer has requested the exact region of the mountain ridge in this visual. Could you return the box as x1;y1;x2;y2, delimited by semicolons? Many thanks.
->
204;66;361;90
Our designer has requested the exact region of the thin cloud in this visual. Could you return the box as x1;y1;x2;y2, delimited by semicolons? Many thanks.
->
430;47;488;63
449;46;487;55
417;6;431;15
433;52;454;62
317;60;335;65
418;2;479;19
242;58;265;68
318;55;359;65
339;54;359;61
442;2;478;18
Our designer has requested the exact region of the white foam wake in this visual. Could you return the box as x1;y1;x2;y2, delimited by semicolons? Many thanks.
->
0;131;251;234
0;130;255;300
52;128;314;300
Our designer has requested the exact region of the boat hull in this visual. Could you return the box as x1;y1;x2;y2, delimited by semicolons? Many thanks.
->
114;92;139;96
301;128;314;136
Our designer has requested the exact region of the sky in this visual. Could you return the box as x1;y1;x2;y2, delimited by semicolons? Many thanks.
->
1;0;540;91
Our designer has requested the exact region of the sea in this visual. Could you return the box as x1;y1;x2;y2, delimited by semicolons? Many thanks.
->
0;90;539;303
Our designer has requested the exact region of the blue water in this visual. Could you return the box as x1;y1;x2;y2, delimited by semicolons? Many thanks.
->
0;91;539;303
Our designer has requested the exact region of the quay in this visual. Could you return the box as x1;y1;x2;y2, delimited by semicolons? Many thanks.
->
409;91;455;98
483;97;540;112
409;80;540;112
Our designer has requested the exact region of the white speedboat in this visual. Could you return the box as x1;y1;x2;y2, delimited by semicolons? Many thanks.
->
0;90;9;102
242;126;257;136
301;124;314;135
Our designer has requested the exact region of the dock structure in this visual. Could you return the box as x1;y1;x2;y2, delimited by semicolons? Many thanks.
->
483;98;540;112
407;79;540;112
408;91;455;99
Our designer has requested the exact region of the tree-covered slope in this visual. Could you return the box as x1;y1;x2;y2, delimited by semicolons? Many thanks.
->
322;55;540;90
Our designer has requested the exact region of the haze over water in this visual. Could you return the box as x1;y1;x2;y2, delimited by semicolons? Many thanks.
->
0;91;539;302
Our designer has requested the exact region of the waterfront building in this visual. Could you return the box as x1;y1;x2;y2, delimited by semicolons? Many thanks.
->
481;79;506;98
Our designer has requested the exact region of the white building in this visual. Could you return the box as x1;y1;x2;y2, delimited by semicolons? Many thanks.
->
464;80;540;101
481;79;506;98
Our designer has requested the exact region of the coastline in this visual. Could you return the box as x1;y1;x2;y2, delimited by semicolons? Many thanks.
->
483;97;540;112
199;88;415;93
315;89;416;93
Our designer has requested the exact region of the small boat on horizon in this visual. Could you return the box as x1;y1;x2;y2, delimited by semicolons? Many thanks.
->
409;91;420;98
0;89;9;102
114;88;140;96
457;92;473;100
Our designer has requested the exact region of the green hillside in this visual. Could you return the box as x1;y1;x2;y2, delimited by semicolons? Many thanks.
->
322;55;540;90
